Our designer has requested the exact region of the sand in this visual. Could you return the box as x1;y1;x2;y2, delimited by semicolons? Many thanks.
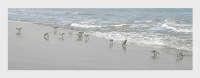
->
8;20;192;70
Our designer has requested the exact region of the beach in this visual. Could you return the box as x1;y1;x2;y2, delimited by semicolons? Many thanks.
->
8;20;192;70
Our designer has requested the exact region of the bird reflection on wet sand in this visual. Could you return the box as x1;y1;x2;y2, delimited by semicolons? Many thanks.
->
16;32;22;36
109;44;113;48
76;36;83;41
122;46;126;53
151;55;160;60
176;56;183;62
59;38;64;41
44;37;49;41
84;39;89;43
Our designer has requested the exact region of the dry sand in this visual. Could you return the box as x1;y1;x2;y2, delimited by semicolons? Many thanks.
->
8;20;192;70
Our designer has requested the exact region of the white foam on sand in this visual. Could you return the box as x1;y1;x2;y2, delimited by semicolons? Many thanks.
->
70;23;101;28
8;20;192;70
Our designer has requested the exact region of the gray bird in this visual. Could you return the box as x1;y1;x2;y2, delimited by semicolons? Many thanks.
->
59;33;65;39
151;50;160;56
122;39;127;47
44;32;50;40
76;32;84;38
109;39;114;45
85;34;89;39
16;28;23;33
177;52;183;58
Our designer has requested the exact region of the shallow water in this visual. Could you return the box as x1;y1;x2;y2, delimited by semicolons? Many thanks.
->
8;8;192;52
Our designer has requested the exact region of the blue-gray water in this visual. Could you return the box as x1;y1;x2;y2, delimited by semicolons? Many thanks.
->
8;8;192;51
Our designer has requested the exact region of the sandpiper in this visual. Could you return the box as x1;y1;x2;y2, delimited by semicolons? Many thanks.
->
109;39;114;45
177;52;183;58
16;28;23;33
79;32;84;35
44;32;49;39
122;39;127;47
76;32;84;38
85;34;89;39
151;50;160;56
59;33;65;39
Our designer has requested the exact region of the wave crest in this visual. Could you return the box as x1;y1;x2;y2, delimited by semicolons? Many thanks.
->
162;23;192;33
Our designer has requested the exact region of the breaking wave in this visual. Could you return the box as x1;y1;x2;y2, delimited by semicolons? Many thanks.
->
161;23;192;33
92;31;192;51
64;12;96;16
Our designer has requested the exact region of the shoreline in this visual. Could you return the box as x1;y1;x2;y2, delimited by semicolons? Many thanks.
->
8;20;192;52
8;20;192;70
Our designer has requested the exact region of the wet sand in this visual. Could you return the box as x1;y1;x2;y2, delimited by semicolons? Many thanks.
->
8;20;192;70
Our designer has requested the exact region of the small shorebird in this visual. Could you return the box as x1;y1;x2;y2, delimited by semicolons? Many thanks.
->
76;32;84;41
109;39;114;45
176;52;184;62
108;39;114;48
53;27;59;35
16;28;23;33
177;52;183;58
76;33;82;37
151;50;160;56
59;33;65;39
44;32;50;40
76;32;84;38
85;34;89;39
79;32;84;35
122;39;127;47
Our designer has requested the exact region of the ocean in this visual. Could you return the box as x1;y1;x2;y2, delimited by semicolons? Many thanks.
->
8;8;192;52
